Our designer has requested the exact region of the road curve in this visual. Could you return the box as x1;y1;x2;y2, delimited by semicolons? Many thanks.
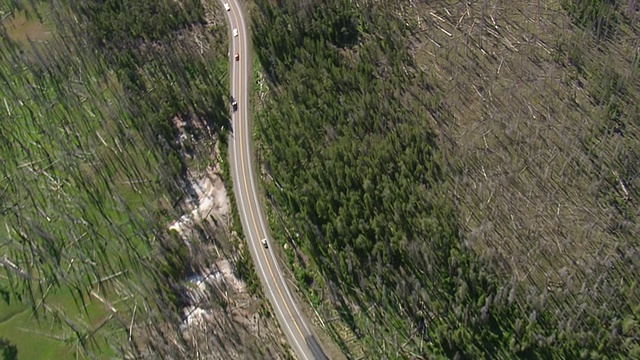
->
218;1;328;359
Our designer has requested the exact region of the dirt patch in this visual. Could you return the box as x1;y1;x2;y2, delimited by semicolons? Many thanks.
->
179;260;287;360
167;139;290;358
169;163;230;238
3;11;52;44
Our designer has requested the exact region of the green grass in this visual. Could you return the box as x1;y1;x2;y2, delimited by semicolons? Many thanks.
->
0;5;182;358
0;310;69;360
0;0;235;357
0;9;93;358
0;290;114;360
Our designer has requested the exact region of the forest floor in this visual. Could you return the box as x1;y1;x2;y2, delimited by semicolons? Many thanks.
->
407;0;638;297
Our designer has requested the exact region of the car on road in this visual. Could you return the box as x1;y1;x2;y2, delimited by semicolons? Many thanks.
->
235;53;240;61
233;28;238;37
224;2;230;11
261;238;268;249
231;97;237;111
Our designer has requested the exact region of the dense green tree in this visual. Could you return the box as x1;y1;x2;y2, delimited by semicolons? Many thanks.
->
252;0;640;358
0;338;17;360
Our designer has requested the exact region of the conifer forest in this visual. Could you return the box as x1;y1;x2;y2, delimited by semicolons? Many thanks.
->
1;0;639;359
252;0;639;358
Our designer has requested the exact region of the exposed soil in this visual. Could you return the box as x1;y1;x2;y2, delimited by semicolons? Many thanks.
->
167;137;290;358
3;11;52;44
169;164;230;238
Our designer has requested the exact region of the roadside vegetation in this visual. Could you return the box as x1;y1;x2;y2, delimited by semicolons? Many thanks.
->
252;0;639;358
0;0;287;358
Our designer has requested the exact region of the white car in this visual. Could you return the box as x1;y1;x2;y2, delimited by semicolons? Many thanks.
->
233;28;238;37
224;3;230;11
261;238;268;249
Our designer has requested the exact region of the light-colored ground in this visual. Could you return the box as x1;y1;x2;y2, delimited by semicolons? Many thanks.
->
407;0;637;288
3;11;52;44
166;129;288;358
168;163;230;238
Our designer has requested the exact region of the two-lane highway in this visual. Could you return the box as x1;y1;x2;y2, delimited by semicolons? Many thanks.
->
218;1;328;359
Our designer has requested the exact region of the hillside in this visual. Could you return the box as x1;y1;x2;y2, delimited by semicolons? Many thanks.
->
0;1;289;358
251;0;639;358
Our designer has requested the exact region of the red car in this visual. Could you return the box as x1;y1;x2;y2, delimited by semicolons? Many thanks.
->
235;53;240;61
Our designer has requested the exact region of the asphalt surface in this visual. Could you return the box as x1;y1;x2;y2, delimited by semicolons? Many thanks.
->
219;1;328;359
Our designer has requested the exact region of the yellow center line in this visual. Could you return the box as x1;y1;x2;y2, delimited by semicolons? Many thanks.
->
230;4;306;342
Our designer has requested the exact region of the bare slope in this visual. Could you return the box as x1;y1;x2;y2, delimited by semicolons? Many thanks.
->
409;0;639;295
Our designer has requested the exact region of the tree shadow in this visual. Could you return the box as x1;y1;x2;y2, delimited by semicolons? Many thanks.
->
0;337;18;360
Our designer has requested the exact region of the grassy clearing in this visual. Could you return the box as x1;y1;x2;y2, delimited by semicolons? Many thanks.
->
0;11;109;359
0;291;112;360
0;0;293;358
0;0;230;357
0;27;157;360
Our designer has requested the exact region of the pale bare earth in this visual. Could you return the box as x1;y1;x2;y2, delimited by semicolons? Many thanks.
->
162;3;291;356
168;163;230;243
167;138;289;359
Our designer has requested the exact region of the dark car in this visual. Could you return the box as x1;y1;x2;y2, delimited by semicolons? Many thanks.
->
231;97;238;111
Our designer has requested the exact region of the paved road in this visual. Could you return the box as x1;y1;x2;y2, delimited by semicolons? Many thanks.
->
219;1;328;359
